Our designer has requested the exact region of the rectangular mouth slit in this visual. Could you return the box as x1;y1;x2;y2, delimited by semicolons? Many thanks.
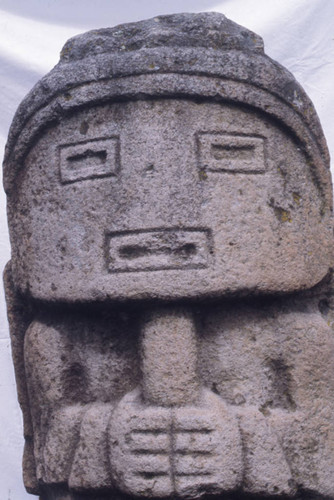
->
107;228;212;273
118;242;197;260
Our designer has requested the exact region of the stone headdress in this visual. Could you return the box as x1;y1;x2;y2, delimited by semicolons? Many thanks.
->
3;12;332;210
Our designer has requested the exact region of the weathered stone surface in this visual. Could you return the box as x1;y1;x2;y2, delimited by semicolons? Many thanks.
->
3;12;334;500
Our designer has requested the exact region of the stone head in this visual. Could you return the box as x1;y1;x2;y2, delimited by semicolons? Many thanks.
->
4;12;333;304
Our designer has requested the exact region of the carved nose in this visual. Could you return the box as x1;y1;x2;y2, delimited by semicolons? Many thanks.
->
141;307;199;406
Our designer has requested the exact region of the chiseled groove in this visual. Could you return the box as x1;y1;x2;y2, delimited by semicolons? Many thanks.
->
174;450;213;456
131;449;169;455
136;471;169;478
174;428;213;434
175;472;212;477
170;409;177;493
130;429;167;435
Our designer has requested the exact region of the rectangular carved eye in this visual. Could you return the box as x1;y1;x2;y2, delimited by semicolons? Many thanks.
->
197;133;266;174
59;136;120;184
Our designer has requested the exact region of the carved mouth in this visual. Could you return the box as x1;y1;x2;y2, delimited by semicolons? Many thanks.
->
106;228;212;273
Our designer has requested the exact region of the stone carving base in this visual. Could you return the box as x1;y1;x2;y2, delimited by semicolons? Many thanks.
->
38;487;332;500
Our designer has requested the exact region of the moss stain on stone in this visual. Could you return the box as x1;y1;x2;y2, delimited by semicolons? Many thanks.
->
268;198;292;223
292;192;301;205
274;207;292;223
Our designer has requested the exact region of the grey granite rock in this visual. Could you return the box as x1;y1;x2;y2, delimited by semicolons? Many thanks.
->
3;12;334;500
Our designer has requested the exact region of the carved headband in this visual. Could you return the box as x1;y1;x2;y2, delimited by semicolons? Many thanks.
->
3;12;331;209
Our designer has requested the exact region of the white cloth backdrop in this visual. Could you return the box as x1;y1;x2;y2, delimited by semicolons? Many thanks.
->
0;1;333;498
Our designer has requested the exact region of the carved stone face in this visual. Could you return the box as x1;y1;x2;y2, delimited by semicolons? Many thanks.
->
10;98;332;301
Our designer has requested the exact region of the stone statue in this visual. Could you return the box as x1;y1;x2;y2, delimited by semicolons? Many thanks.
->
3;12;334;500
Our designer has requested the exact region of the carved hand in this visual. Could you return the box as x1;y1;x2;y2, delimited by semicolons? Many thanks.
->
109;387;242;498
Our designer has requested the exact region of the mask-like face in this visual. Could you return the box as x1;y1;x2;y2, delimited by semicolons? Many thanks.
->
9;99;332;302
